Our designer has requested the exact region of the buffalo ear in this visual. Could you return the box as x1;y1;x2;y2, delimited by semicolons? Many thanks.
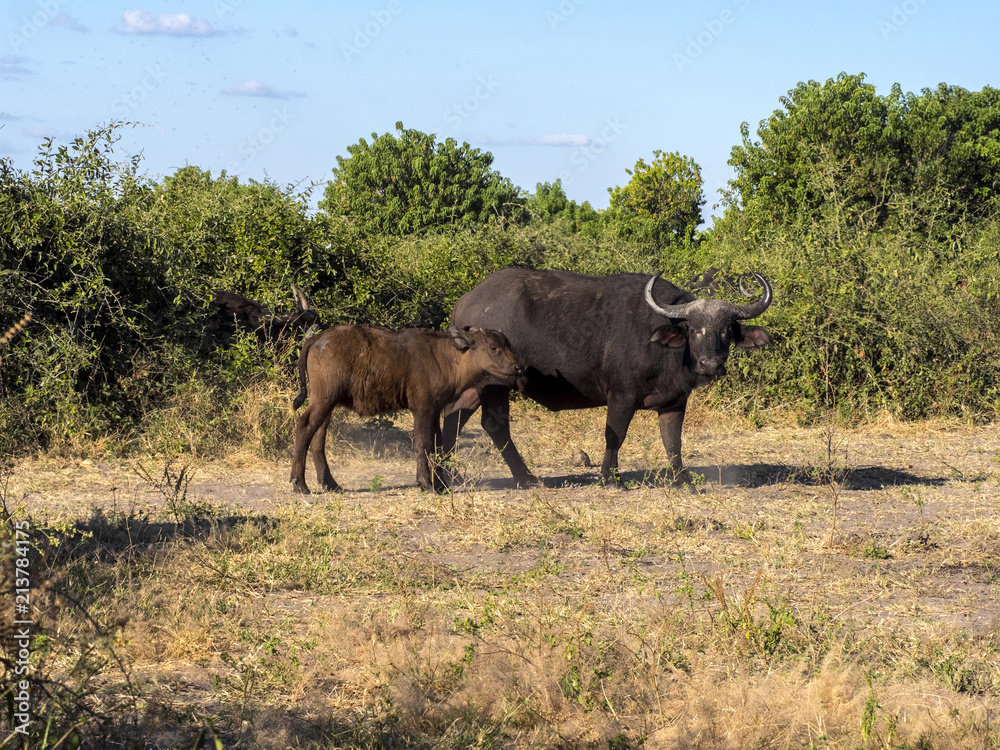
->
736;325;772;349
448;326;473;351
650;324;687;348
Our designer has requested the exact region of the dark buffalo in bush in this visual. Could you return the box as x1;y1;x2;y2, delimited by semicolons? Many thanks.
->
208;284;319;343
444;268;773;485
290;325;523;494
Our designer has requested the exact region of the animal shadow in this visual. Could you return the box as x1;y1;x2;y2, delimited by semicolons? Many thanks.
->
690;463;948;490
475;464;949;492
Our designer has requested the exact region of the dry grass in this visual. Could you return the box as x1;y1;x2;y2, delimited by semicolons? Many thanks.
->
3;400;1000;748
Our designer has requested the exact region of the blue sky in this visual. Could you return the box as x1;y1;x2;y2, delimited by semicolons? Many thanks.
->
2;1;998;219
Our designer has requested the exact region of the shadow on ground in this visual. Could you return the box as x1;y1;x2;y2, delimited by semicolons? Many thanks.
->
699;463;949;490
63;507;276;561
468;464;949;492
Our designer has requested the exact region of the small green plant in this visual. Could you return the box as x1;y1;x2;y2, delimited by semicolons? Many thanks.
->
860;677;880;743
133;459;204;525
702;569;796;659
863;541;891;560
369;474;385;492
733;520;766;540
902;486;926;524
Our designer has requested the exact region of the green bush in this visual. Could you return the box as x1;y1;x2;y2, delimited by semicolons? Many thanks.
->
0;125;315;456
708;73;1000;421
144;165;324;309
705;208;1000;420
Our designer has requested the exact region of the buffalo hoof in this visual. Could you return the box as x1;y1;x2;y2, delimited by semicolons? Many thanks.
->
513;473;541;489
599;471;625;488
319;481;342;494
418;478;442;494
290;478;311;495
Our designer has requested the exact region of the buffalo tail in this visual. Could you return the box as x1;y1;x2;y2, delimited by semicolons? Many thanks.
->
292;333;316;410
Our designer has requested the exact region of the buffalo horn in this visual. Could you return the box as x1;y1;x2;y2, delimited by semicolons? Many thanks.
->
292;283;310;312
644;273;696;319
729;272;773;320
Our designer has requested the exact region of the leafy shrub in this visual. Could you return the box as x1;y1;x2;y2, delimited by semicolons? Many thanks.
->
706;205;1000;420
143;165;324;309
0;125;315;455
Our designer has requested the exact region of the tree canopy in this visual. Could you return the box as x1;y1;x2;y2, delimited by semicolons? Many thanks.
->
606;150;704;245
319;121;525;235
723;73;1000;238
525;179;601;234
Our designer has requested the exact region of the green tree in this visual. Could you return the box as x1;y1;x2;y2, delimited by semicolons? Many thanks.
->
723;73;902;235
722;73;1000;239
0;124;172;449
606;150;704;245
320;122;524;235
705;74;1000;421
525;179;601;235
896;82;1000;224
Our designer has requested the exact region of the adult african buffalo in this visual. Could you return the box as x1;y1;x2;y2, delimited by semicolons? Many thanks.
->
209;284;319;344
290;325;523;494
443;268;773;485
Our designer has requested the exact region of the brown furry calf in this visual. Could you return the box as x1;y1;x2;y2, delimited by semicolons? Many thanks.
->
290;325;523;494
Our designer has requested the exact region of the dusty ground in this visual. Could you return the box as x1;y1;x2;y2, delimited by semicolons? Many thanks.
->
12;407;1000;629
6;405;1000;747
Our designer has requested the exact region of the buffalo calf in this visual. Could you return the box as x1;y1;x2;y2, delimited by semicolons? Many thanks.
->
290;325;522;494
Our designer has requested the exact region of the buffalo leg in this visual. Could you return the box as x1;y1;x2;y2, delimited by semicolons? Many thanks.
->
309;412;340;492
601;397;636;482
440;387;481;453
431;419;452;492
438;388;481;488
412;410;439;493
291;405;336;494
657;400;692;485
480;385;538;487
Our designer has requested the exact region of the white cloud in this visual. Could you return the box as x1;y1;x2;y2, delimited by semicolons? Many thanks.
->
22;124;74;139
224;80;305;99
477;133;591;147
50;13;88;32
117;10;219;37
531;134;590;146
